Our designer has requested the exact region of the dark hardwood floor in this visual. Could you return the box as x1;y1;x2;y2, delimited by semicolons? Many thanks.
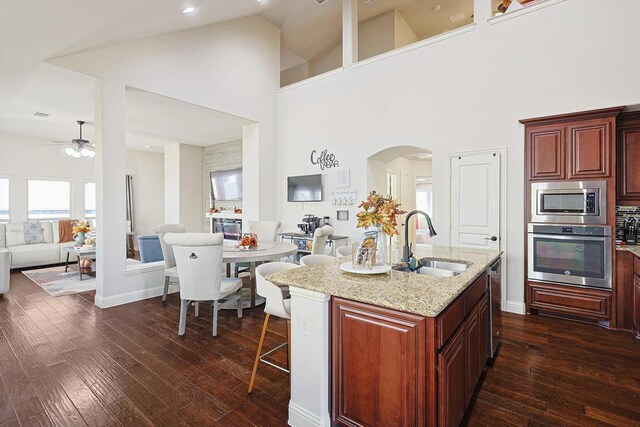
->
1;270;640;427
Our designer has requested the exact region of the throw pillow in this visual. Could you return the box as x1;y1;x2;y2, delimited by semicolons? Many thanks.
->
23;221;45;245
58;219;76;243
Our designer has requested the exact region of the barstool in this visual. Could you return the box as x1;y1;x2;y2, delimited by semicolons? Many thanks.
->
248;261;299;394
299;254;335;266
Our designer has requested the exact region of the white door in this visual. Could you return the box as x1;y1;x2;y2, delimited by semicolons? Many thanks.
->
450;152;500;250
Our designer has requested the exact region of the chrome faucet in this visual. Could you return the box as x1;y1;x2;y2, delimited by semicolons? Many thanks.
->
401;210;437;266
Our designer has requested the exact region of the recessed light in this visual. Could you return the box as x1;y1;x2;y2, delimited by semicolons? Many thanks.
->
182;7;195;14
431;4;441;11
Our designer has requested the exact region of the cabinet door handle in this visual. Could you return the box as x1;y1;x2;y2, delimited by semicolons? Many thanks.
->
485;236;498;241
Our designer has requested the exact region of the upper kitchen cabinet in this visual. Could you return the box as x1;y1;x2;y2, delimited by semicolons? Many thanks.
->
567;118;613;179
526;123;566;180
521;107;623;182
617;111;640;205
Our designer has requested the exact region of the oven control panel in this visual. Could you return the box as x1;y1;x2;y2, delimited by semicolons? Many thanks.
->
585;192;596;213
529;224;612;237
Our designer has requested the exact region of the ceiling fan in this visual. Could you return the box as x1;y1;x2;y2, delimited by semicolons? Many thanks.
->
50;120;95;158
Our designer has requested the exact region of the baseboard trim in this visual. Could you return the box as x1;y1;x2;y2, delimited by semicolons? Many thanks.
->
505;300;526;315
94;285;179;309
288;401;331;427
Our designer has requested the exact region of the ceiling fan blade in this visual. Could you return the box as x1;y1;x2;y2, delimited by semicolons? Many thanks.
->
40;143;71;146
51;140;71;144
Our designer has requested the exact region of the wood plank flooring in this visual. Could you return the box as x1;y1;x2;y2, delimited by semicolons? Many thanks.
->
2;270;640;426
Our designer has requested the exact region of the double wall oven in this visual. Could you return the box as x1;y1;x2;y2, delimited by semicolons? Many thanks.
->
528;180;611;291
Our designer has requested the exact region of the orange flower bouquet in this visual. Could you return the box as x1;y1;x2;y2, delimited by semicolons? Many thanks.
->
72;220;92;235
356;191;405;236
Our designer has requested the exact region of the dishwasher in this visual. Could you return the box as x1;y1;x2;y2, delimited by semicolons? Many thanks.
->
488;258;502;358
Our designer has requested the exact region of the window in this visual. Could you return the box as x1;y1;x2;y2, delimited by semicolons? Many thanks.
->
27;179;71;219
0;177;9;221
84;182;96;218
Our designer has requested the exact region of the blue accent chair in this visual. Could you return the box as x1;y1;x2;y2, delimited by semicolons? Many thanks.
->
138;235;164;263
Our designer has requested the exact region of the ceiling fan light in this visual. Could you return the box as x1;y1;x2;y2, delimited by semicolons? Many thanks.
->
71;150;81;158
87;150;96;158
80;148;91;157
65;147;75;156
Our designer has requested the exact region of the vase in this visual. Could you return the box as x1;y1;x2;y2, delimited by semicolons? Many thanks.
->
75;232;86;246
360;225;387;266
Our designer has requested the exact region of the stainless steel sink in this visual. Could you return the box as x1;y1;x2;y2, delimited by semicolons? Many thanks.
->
416;266;459;277
418;258;470;272
391;264;460;277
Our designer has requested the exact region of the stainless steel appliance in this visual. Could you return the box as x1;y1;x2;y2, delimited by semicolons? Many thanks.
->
528;224;612;290
624;217;638;245
298;214;321;235
531;180;607;224
487;259;501;358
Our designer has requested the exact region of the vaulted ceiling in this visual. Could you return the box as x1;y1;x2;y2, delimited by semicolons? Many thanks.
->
0;0;482;148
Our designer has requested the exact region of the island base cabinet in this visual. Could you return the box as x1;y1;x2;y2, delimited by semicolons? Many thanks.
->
331;298;427;427
331;279;491;427
438;326;466;427
439;294;490;427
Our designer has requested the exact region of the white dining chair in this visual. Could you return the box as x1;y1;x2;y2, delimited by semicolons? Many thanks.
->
235;220;282;277
311;225;334;255
336;245;352;259
248;220;281;242
248;261;300;394
153;224;185;302
164;232;243;337
300;254;336;266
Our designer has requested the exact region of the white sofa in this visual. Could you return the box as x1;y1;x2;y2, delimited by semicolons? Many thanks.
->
0;221;76;269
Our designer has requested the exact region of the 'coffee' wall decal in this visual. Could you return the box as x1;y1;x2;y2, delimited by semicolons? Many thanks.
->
310;149;339;170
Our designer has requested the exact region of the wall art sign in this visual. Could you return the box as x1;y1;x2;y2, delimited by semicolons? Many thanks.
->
310;149;339;170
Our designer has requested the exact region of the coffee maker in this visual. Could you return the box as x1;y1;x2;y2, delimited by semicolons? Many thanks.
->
624;217;637;245
298;214;321;235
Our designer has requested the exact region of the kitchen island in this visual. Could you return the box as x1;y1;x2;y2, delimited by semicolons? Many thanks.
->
269;246;502;427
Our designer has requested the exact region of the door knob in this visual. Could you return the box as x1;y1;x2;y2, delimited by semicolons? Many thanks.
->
485;236;498;241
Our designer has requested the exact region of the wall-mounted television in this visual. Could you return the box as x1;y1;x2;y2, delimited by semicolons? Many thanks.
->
210;168;243;201
288;174;322;202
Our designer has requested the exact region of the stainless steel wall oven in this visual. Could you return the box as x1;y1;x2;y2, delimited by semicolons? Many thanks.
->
528;224;612;290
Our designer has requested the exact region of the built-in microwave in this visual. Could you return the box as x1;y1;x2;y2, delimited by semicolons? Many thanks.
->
531;180;607;224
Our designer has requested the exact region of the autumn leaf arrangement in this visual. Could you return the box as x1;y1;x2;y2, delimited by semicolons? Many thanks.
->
356;191;406;237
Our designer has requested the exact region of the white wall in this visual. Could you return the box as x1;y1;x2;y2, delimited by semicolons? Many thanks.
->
164;143;204;232
126;149;164;245
276;0;640;313
393;10;418;49
179;144;204;232
50;15;280;306
359;11;395;61
0;132;95;221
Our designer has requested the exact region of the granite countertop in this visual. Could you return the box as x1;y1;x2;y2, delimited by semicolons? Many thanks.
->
616;245;640;257
268;245;502;318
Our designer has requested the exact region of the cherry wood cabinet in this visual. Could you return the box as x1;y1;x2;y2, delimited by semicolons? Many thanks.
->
438;327;466;427
634;274;640;339
331;272;493;427
567;118;612;179
528;281;611;320
522;107;622;324
617;111;640;205
634;255;640;339
616;250;635;331
526;124;566;180
331;298;426;427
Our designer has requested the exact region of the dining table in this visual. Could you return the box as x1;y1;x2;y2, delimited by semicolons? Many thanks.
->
222;240;298;309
